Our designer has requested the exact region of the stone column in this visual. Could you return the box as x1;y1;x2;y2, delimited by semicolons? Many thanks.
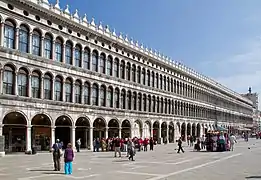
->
62;80;65;102
105;127;108;139
14;72;18;95
72;47;75;66
40;36;44;57
119;127;122;139
0;23;4;47
150;126;153;138
15;28;19;50
0;69;3;94
62;43;66;63
158;124;162;144
72;82;75;103
71;126;76;149
52;40;56;60
89;127;93;151
51;126;55;149
26;125;32;153
40;77;44;99
28;75;32;98
52;78;55;100
84;128;88;149
166;125;169;144
0;124;2;136
28;32;32;54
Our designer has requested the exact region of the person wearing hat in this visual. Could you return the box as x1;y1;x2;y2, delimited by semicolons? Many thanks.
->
52;139;62;171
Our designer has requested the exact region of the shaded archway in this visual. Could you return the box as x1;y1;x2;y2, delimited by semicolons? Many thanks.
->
187;123;191;136
133;120;142;138
108;119;119;138
192;123;196;137
144;121;151;138
121;120;131;138
2;112;27;152
55;115;72;149
176;122;181;139
161;122;167;144
31;114;51;151
181;122;186;141
197;123;201;137
169;122;175;143
153;121;160;142
75;117;90;149
93;118;106;139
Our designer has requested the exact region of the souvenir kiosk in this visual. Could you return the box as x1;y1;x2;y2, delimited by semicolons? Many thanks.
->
205;126;228;152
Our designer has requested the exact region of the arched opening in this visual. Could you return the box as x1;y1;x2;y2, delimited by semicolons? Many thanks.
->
75;117;90;149
121;120;131;138
144;121;151;138
153;121;160;142
93;118;106;139
169;122;175;143
55;116;72;149
161;122;167;143
108;119;119;138
31;114;51;151
133;120;142;138
2;112;27;152
176;122;181;140
181;123;186;141
192;123;196;137
187;123;191;136
197;123;201;137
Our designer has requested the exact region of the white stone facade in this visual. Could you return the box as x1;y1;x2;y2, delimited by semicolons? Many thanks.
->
0;0;253;153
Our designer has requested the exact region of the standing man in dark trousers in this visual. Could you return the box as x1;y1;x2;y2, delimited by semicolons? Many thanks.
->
52;139;62;171
149;137;154;151
177;137;184;153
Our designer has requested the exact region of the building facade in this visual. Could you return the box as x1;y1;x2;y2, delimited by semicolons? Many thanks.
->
0;0;253;154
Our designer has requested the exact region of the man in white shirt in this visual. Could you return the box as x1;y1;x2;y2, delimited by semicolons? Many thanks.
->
230;134;237;151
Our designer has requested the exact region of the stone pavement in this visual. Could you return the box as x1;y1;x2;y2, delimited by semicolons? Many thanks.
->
0;139;261;180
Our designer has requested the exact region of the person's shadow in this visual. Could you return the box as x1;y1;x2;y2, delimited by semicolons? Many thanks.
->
245;175;261;179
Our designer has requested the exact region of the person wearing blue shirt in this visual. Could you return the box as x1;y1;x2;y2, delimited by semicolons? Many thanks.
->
52;139;62;171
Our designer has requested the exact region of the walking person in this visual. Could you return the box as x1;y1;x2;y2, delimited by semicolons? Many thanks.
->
128;139;135;161
76;138;81;152
149;137;154;151
230;134;237;151
52;139;62;171
177;137;184;153
114;137;121;157
64;143;74;175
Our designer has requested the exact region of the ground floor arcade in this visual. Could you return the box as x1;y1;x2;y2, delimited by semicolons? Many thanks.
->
0;111;238;154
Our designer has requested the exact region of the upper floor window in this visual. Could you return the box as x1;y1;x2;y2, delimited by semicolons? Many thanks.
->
44;34;52;59
31;71;40;98
114;58;119;78
159;75;163;90
120;60;125;79
100;85;106;106
92;84;99;105
114;88;120;108
151;72;155;87
133;92;137;110
44;73;52;100
156;73;159;89
107;86;113;107
121;90;126;109
127;91;131;110
55;37;63;62
141;68;145;85
146;70;150;86
54;76;63;101
84;82;90;105
4;20;15;49
107;56;113;76
126;63;131;81
65;78;72;102
100;53;106;74
75;45;81;67
92;51;98;72
163;76;166;91
65;41;73;65
132;65;136;82
19;25;29;53
83;48;90;70
75;81;81;103
3;65;15;95
32;30;41;56
137;67;141;84
17;68;28;97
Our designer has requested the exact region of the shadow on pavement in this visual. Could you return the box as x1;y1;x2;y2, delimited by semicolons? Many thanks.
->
245;176;261;179
29;169;54;172
42;172;65;175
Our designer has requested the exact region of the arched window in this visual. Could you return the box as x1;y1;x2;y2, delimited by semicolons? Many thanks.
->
126;63;131;81
121;90;126;109
43;73;52;100
114;58;119;78
151;71;154;87
156;73;159;88
137;67;141;84
100;85;106;106
148;95;151;112
159;75;163;89
55;38;63;62
83;48;90;69
143;94;147;111
161;98;164;113
114;88;120;108
147;70;150;86
174;80;177;93
107;86;113;107
100;53;106;74
75;81;81;103
138;93;142;111
170;78;173;92
4;20;15;49
65;78;72;102
168;99;171;114
31;71;40;98
152;96;156;112
83;82;90;104
65;41;73;65
3;65;15;95
127;91;131;110
54;76;62;101
107;56;113;76
32;30;41;56
141;68;145;85
92;51;98;72
177;81;180;94
19;25;29;53
92;84;98;106
132;65;136;82
163;76;166;91
75;45;81;67
167;77;170;91
120;60;125;79
133;92;137;110
44;34;52;59
17;68;28;96
157;97;160;113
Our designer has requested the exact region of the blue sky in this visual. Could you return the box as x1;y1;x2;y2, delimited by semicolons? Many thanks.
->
49;0;261;107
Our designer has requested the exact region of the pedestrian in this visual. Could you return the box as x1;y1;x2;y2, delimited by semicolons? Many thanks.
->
52;139;62;171
128;139;135;161
177;137;184;153
149;137;154;151
64;143;74;175
114;137;121;157
76;138;81;152
230;134;237;151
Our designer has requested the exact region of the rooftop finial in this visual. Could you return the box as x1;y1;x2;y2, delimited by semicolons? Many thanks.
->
105;25;110;33
130;38;134;45
98;21;103;30
42;0;49;4
119;32;123;39
83;14;88;23
54;0;60;9
125;34;129;42
91;18;95;26
140;43;144;49
113;28;116;36
64;4;70;14
135;41;139;47
73;9;79;19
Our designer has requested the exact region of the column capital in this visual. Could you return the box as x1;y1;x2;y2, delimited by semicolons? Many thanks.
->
51;126;56;129
27;125;32;128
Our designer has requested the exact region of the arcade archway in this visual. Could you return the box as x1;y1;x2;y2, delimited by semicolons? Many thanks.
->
169;122;175;143
121;120;131;138
153;121;160;141
192;123;196;137
2;112;27;152
31;114;51;151
197;123;201;137
181;123;186;141
55;115;72;149
161;122;167;143
108;119;119;138
93;118;106;139
75;117;90;149
144;121;151;138
187;123;191;136
133;120;142;138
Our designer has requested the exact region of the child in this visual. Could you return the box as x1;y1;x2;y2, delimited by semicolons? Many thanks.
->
64;143;74;175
